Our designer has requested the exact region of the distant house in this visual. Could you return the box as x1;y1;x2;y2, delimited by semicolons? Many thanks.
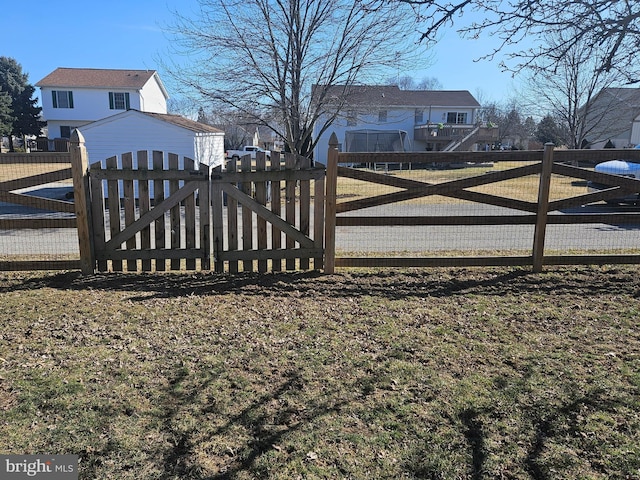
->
583;88;640;149
78;110;225;168
313;85;497;164
35;67;169;140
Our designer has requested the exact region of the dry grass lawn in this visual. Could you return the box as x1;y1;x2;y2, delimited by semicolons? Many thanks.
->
1;266;639;479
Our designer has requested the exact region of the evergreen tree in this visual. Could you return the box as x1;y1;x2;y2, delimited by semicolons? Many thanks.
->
0;57;44;151
12;84;43;139
0;90;13;138
535;114;563;146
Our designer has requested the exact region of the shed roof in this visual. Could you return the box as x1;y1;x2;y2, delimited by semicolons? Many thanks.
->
80;109;223;134
142;111;223;134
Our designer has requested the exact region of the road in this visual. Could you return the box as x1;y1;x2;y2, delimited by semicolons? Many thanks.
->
1;196;639;257
335;203;640;253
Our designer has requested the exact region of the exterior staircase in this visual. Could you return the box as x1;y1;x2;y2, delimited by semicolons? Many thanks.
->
443;126;490;152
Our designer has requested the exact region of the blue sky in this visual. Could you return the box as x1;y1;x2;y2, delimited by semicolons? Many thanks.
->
3;0;521;108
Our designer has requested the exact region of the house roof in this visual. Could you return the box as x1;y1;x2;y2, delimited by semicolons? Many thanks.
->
36;68;169;98
317;85;481;108
598;88;640;106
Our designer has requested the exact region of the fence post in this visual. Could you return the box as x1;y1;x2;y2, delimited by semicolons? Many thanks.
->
324;133;339;274
532;143;554;273
70;129;95;275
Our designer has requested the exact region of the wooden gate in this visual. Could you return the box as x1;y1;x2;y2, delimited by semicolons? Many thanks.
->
210;151;325;272
89;150;210;272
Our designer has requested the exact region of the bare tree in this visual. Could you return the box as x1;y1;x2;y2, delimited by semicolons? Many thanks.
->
416;76;443;90
165;0;422;157
479;99;534;149
377;0;640;83
523;31;622;149
386;75;442;90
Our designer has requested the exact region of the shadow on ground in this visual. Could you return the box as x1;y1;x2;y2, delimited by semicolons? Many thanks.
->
2;266;639;301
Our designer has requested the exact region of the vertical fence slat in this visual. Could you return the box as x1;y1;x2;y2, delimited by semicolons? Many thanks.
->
313;159;325;270
270;152;282;271
285;153;297;270
153;151;166;271
90;161;107;272
241;154;253;272
299;156;311;270
255;151;268;272
138;151;152;272
121;152;137;271
200;162;211;271
212;165;225;272
169;153;181;270
184;157;197;270
324;134;339;274
533;143;554;273
106;156;122;272
226;158;239;273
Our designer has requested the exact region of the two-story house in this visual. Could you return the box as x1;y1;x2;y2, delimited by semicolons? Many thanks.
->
34;67;225;167
313;85;497;164
36;67;168;140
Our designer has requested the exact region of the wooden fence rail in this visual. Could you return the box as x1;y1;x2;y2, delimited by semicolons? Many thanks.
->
324;133;640;273
0;150;80;271
3;131;640;274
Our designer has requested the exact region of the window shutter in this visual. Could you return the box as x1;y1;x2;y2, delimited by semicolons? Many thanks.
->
52;91;58;108
109;92;114;109
68;91;74;109
125;92;130;110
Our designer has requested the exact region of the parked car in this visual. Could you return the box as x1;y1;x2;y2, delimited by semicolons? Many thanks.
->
587;159;640;205
225;145;271;160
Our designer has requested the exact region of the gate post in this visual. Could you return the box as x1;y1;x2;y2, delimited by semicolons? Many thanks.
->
532;143;554;273
70;129;95;275
324;133;339;274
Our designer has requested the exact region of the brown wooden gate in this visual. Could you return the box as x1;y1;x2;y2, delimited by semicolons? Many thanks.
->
210;151;325;272
89;150;210;272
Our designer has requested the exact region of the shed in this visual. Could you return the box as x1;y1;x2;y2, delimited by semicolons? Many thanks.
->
77;109;225;168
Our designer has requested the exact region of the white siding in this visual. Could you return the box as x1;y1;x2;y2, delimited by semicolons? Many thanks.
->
194;133;225;168
40;87;137;123
46;120;92;139
78;112;223;167
139;77;168;114
39;75;167;138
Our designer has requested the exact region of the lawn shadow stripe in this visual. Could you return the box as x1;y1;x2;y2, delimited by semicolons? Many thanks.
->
2;267;638;302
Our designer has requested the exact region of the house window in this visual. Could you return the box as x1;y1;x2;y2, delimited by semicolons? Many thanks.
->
52;91;74;109
60;126;72;138
446;112;468;124
415;109;424;124
109;92;130;110
378;110;387;123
